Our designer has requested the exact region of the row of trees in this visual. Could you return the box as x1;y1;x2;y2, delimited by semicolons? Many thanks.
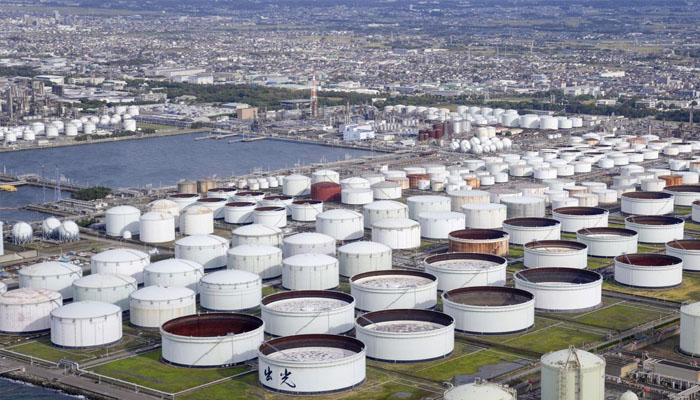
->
71;186;112;201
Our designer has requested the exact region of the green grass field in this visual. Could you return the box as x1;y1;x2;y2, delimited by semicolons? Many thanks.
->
603;272;700;302
573;303;672;331
8;334;150;363
503;326;604;354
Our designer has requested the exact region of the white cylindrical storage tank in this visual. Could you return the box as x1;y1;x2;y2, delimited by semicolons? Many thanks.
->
552;207;609;233
695;200;700;223
105;205;140;237
139;211;175;243
423;253;506;292
91;248;150;284
680;302;700;356
19;261;82;300
372;181;401;200
207;187;238;201
261;290;354;337
444;380;518;400
523;240;588;269
363;200;409;229
196;197;227;219
541;347;605;400
168;193;200;210
147;199;180;227
231;224;283;248
129;286;196;329
442;286;534;335
283;232;336;257
341;188;373;205
592;189;618;204
179;205;214;235
258;334;365;395
614;253;683;288
0;288;62;333
407;195;451;220
253;206;287;228
418;211;465;239
666;240;700;272
514;268;602;311
175;234;229;270
315;209;364;241
502;217;561;245
260;195;294;216
72;273;137;311
448;190;490;211
144;259;204;292
351;270;437;312
340;177;370;189
232;190;265;204
621;192;674;215
198;269;262;311
461;203;507;229
625;215;685;244
371;218;421;249
663;185;700;206
224;202;256;224
282;254;339;290
355;309;454;362
311;169;340;184
50;301;122;348
283;174;311;196
290;200;324;222
338;241;392;277
161;313;264;367
501;196;545;218
576;227;638;258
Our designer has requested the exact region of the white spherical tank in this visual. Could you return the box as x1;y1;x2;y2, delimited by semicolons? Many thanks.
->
540;347;605;400
139;211;175;243
50;301;122;348
423;253;507;292
91;248;150;284
614;253;683;288
338;241;392;277
514;268;602;312
283;232;336;257
129;286;196;329
371;218;421;249
315;209;364;241
231;224;283;248
350;270;437;312
41;217;61;239
179;205;214;236
282;253;339;290
144;258;204;292
105;205;140;237
19;261;82;300
198;269;262;311
363;200;409;229
442;286;534;335
174;234;229;270
72;273;137;311
0;288;62;333
261;290;355;336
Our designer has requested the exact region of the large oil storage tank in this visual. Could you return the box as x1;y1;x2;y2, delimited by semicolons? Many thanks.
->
680;302;700;356
290;200;324;222
168;193;200;210
418;211;466;239
177;180;197;195
105;206;141;237
443;286;534;335
448;229;509;256
50;301;122;348
423;253;507;292
501;196;546;218
282;254;339;290
350;270;437;311
663;185;700;206
199;268;262;311
161;313;264;367
621;192;674;215
311;182;342;202
144;259;204;292
407;195;451;220
355;309;454;362
227;244;282;279
614;253;683;288
311;169;340;184
503;218;561;245
129;286;197;329
552;207;609;233
577;227;638;258
524;240;588;269
179;205;214;236
371;218;421;249
147;200;180;222
448;190;490;212
195;197;227;219
514;268;602;312
231;224;283;248
260;195;294;216
372;181;401;200
91;248;150;284
315;209;364;241
174;234;229;270
224;202;256;224
258;334;366;395
624;216;685;244
283;232;336;257
540;347;605;400
139;211;175;243
261;290;354;336
253;206;287;228
283;174;311;196
0;288;62;333
443;379;517;400
461;203;507;229
666;240;700;272
338;241;392;277
72;273;137;311
207;187;238;201
362;201;409;229
19;261;82;300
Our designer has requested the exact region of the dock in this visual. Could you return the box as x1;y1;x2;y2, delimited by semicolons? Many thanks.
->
228;136;266;143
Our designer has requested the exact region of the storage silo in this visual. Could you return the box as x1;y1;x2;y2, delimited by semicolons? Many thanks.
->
0;288;62;333
283;232;336;257
338;241;392;277
282;253;339;290
144;258;204;292
91;248;150;284
283;174;311;196
261;290;355;336
19;261;82;300
315;209;364;241
174;234;229;270
105;205;141;237
139;211;175;243
540;347;605;400
198;269;262;311
72;273;137;311
231;224;283;247
179;205;214;235
363;200;409;229
50;301;122;348
129;286;196;329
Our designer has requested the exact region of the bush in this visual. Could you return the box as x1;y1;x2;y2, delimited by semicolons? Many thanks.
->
71;186;112;201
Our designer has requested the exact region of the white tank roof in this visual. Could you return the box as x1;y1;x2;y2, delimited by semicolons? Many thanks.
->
373;218;420;229
233;224;282;236
283;253;337;267
408;195;450;203
145;259;203;273
445;381;515;400
92;248;149;262
364;200;408;210
106;205;140;215
0;287;61;305
21;261;81;277
140;211;173;221
148;199;178;211
682;302;700;317
176;234;228;247
541;347;604;368
228;244;281;257
73;273;136;289
200;269;260;285
338;241;391;254
286;174;310;181
620;391;639;400
182;205;213;215
318;209;362;219
51;301;120;319
284;232;335;245
371;181;399;188
130;285;195;301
